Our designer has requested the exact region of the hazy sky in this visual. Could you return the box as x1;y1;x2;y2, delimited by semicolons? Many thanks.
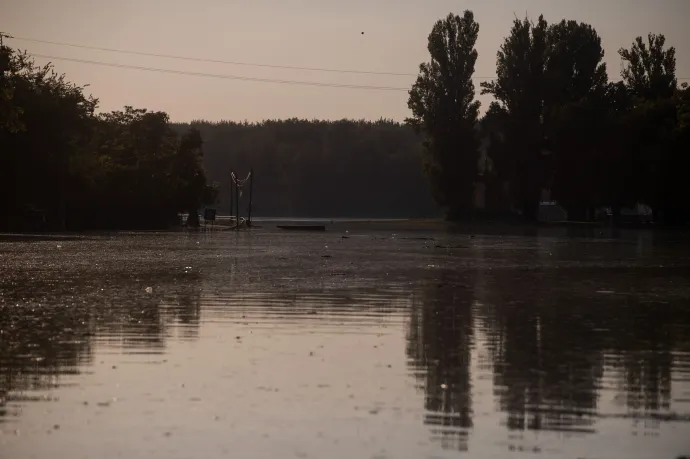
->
3;0;689;122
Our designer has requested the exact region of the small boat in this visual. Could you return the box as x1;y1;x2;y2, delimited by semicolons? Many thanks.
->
277;224;326;232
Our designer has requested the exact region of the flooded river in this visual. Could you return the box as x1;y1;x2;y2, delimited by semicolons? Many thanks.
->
1;225;689;458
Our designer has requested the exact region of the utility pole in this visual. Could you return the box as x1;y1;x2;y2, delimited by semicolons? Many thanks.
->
0;33;12;78
0;32;14;48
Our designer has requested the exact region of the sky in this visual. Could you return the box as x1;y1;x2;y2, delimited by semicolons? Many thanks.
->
3;0;690;122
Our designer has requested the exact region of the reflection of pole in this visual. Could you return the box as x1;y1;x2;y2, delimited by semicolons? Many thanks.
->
248;168;254;227
230;169;234;226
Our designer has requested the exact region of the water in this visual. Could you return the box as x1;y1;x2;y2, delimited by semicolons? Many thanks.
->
1;226;689;459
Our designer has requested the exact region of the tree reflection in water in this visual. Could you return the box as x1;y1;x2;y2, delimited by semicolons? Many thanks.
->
407;270;475;451
407;258;690;450
0;268;203;415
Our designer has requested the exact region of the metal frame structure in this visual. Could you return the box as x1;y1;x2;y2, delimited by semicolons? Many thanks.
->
229;168;254;230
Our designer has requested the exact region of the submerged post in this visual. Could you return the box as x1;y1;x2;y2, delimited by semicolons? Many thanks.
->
248;168;254;227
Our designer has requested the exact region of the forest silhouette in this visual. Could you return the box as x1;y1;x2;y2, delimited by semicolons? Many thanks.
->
1;10;689;230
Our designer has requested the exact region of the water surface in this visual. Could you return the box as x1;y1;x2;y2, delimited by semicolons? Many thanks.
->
1;227;689;458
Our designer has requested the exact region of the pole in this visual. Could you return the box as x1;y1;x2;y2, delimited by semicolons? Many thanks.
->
229;169;234;226
248;168;254;227
235;177;240;231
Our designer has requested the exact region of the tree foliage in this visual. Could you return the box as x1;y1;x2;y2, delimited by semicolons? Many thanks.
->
544;20;609;221
0;46;215;231
170;119;439;219
619;34;677;100
407;11;481;218
481;15;549;221
2;18;689;229
612;35;688;223
0;43;23;133
476;15;689;224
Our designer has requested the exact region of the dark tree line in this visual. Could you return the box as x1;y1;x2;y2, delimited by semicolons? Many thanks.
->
3;12;688;228
0;43;215;231
409;12;690;224
170;119;440;218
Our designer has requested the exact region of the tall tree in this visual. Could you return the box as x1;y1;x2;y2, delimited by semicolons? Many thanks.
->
481;15;549;221
0;49;97;230
618;33;684;222
544;20;609;221
544;20;608;107
478;102;511;214
407;11;481;218
619;34;677;100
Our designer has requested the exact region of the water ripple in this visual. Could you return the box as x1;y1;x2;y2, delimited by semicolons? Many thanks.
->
1;229;689;459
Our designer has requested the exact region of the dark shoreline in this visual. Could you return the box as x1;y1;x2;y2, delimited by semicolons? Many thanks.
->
1;217;688;240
